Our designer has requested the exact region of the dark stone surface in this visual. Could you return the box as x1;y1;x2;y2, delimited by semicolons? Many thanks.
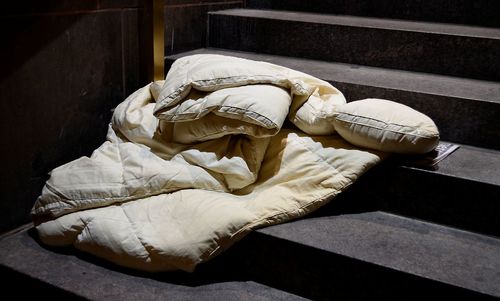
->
1;0;98;16
164;2;244;55
368;155;500;238
0;227;307;300
122;9;148;97
208;9;500;81
250;212;500;299
166;49;500;150
2;213;499;299
435;145;500;183
321;141;500;237
246;0;500;28
99;0;142;9
166;0;244;5
0;11;129;232
306;141;500;237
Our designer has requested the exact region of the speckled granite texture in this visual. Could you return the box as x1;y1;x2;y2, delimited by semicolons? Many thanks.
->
2;211;499;300
0;226;307;301
209;9;500;81
246;0;500;28
315;144;500;237
253;212;500;299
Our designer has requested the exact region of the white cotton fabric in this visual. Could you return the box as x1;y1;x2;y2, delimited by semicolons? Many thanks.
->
31;55;384;272
155;54;347;135
332;98;440;154
160;84;292;144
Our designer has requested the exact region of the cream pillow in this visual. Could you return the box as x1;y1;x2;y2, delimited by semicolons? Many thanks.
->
332;98;439;154
154;54;346;136
154;54;312;114
159;84;292;144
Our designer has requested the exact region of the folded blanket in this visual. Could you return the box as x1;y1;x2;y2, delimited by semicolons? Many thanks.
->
31;54;388;272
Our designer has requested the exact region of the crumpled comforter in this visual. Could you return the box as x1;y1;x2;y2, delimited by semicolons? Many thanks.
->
31;54;384;272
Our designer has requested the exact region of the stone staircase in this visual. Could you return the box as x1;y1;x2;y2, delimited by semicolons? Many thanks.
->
168;0;500;298
1;1;499;299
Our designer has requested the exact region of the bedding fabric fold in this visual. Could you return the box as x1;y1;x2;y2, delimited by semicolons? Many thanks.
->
31;54;384;272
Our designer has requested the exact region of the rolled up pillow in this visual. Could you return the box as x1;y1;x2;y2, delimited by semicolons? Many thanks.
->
332;98;439;154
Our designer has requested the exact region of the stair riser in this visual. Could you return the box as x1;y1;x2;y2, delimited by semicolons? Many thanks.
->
381;168;500;238
246;0;500;28
332;82;500;150
339;164;500;237
229;232;495;300
208;14;500;81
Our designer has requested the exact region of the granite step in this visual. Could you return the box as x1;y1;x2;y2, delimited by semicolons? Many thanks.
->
0;225;307;301
208;9;500;81
311;142;500;238
243;211;500;300
165;48;500;151
367;144;500;238
2;213;499;300
246;0;500;28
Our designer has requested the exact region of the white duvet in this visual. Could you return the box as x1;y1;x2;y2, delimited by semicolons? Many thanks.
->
31;54;384;272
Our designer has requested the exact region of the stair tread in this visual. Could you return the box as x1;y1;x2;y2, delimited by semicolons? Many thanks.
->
211;9;500;39
167;48;500;103
256;211;500;297
0;226;307;301
412;143;500;186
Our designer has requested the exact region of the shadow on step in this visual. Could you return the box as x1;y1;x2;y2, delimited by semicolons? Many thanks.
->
233;230;497;300
26;228;251;287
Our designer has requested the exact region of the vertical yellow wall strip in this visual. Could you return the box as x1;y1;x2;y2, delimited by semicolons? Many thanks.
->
153;0;165;81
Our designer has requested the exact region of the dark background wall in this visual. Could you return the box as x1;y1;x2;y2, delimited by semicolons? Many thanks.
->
0;0;243;233
165;0;244;53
